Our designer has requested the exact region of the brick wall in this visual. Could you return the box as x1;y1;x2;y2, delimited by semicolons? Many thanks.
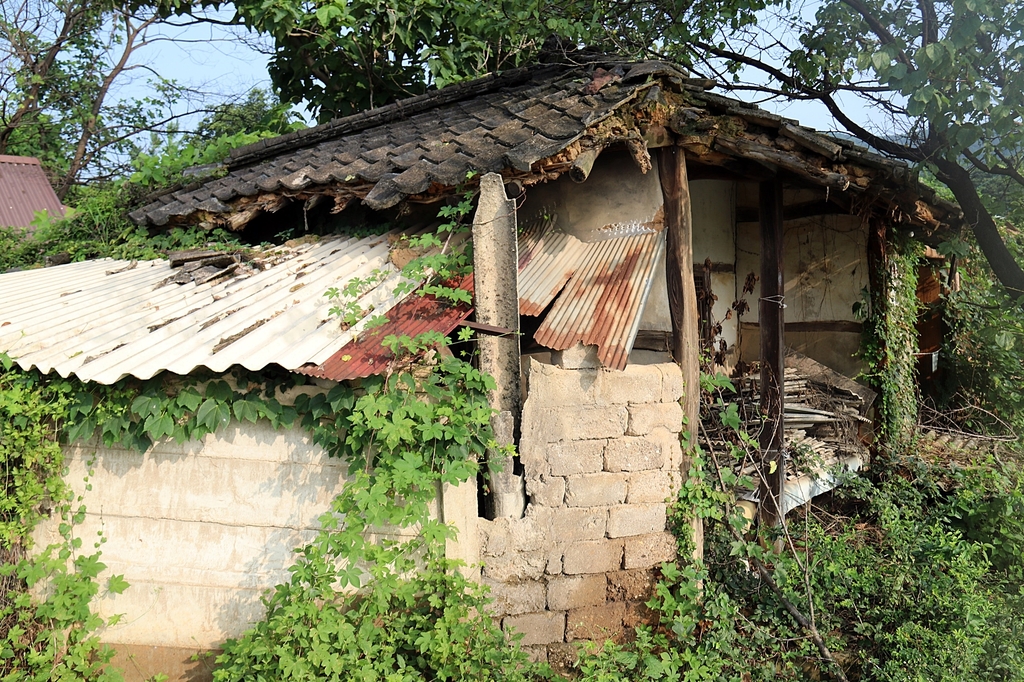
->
479;354;685;664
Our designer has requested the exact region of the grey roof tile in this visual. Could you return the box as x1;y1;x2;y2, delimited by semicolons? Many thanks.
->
132;60;687;226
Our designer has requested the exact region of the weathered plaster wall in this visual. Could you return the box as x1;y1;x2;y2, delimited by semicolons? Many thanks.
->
735;213;869;377
480;354;684;665
691;180;738;364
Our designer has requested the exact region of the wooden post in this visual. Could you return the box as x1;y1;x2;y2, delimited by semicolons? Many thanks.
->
658;146;702;558
472;173;526;519
758;179;786;527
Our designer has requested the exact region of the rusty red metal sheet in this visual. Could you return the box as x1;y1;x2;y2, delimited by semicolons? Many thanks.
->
533;231;664;370
298;275;474;381
0;156;64;232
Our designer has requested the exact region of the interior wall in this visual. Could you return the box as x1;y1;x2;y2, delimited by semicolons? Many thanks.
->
735;209;869;377
690;180;737;366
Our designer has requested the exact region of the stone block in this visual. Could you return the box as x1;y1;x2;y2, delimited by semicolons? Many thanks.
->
503;611;566;646
626;402;683;436
485;579;547;616
565;473;627;507
548;440;606;476
526;474;565;507
525;359;599;406
483;551;547;582
603;437;664;472
565;603;627;641
523;645;548;664
548;507;608;542
595;365;662;405
623;532;677;569
607;504;667;538
627;470;677;504
562;539;623;574
660;364;685;403
607;569;656;602
547;574;607;611
552;342;601;369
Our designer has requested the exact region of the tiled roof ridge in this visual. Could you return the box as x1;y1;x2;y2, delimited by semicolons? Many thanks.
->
225;58;688;172
226;63;566;171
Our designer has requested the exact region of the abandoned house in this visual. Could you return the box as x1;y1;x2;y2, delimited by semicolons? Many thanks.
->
0;59;961;681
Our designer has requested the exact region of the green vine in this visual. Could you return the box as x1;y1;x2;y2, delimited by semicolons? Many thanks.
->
860;233;922;450
3;174;542;681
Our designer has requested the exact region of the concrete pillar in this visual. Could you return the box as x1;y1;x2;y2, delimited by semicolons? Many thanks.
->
472;173;525;519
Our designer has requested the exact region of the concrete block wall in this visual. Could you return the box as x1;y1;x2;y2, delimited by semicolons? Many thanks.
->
480;355;685;663
33;416;365;681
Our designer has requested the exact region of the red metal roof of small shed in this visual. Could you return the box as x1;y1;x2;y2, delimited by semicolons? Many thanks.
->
0;156;64;230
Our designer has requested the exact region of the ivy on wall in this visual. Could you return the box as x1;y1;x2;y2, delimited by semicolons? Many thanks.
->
860;233;922;449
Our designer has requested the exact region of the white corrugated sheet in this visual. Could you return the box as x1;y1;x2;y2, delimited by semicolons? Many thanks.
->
0;233;415;384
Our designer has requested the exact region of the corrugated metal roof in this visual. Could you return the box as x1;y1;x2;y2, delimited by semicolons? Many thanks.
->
0;155;65;230
533;227;665;370
299;275;474;381
1;219;669;384
0;233;425;384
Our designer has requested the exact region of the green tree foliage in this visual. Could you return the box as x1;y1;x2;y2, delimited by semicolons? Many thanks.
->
687;0;1024;296
156;0;763;120
0;0;183;197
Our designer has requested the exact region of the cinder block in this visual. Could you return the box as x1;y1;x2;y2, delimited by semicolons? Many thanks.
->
627;470;677;504
485;579;547;616
552;343;601;369
623;532;677;569
526;474;566;507
481;518;510;557
546;642;579;670
607;569;656;602
523;645;548;664
646;426;684;471
595;365;662;405
522;406;628;445
622;600;659;629
546;547;563;575
565;473;627;507
626;402;683;436
483;551;547;582
607;504;667;538
548;507;608;542
565;603;627;641
508;512;548;553
603;437;664;472
660;364;685;403
562;539;624;574
525;359;599;406
503;611;566;646
547;574;607;611
548;440;606;476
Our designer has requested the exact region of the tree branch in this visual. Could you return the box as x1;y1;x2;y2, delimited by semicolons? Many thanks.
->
839;0;916;71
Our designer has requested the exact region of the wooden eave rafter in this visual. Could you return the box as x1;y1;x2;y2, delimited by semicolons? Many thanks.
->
170;72;959;238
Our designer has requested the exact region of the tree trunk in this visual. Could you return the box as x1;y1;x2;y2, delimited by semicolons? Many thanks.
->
936;159;1024;297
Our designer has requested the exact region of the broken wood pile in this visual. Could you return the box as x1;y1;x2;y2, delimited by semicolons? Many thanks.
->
704;351;876;485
